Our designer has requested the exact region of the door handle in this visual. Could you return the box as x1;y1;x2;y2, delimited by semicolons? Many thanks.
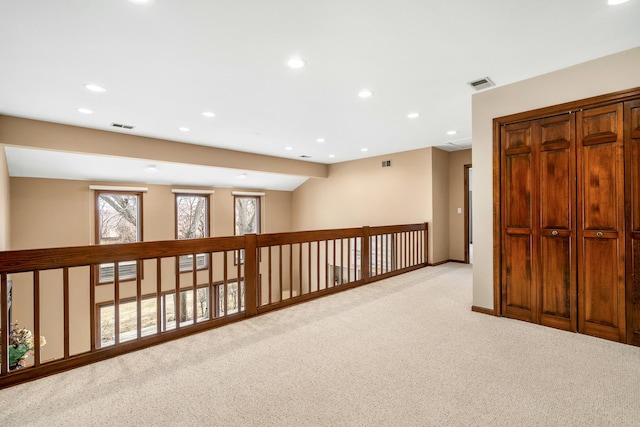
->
596;231;603;238
551;230;558;236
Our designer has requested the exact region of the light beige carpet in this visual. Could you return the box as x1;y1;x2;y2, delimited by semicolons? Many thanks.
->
1;263;639;426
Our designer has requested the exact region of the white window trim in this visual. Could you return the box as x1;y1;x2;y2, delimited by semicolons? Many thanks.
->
172;189;215;194
232;191;265;196
90;185;148;192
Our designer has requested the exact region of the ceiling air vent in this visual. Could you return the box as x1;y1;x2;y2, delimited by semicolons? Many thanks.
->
300;155;312;159
467;77;495;91
111;122;135;130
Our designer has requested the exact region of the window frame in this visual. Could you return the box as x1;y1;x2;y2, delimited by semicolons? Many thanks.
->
174;193;211;272
234;195;261;235
94;190;144;285
234;195;261;264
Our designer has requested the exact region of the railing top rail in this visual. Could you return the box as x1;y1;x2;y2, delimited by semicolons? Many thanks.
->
369;223;427;235
0;223;428;274
257;227;363;247
0;236;245;274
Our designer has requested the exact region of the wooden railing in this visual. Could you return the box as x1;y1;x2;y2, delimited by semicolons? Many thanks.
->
0;223;428;388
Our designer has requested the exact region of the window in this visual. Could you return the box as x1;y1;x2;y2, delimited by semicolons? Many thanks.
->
175;194;209;271
234;196;260;235
234;195;260;263
98;295;157;347
95;191;143;283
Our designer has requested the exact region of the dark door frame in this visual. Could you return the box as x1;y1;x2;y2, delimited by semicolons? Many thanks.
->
464;164;472;264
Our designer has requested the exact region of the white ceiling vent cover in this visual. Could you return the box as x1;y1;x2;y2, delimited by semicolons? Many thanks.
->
467;77;495;91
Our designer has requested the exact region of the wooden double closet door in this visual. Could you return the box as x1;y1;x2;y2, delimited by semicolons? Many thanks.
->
500;91;640;345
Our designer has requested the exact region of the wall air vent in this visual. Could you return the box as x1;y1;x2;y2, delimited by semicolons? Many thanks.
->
382;160;392;168
467;77;495;91
111;122;135;130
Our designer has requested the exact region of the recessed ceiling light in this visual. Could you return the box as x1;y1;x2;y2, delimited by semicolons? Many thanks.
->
361;148;368;152
407;112;420;119
202;111;216;118
328;154;335;158
85;84;106;93
358;90;373;98
77;108;93;114
287;57;306;69
147;164;157;172
447;130;457;135
608;0;629;5
316;138;325;143
285;146;293;151
237;173;247;179
179;127;190;132
129;0;154;4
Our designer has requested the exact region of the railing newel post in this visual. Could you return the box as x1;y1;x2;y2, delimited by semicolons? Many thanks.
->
244;233;258;317
362;226;370;285
424;222;429;266
1;273;8;375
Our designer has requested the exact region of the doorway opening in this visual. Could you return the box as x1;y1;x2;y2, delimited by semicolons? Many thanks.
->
464;165;473;264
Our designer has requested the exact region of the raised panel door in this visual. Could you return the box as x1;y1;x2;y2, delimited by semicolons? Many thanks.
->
577;103;625;342
502;121;537;322
538;114;576;331
625;99;640;345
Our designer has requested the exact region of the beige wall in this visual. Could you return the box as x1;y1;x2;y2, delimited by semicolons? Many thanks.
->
0;116;327;179
471;46;640;310
448;149;472;262
292;146;469;265
431;148;449;263
292;148;432;229
9;178;293;250
0;145;9;250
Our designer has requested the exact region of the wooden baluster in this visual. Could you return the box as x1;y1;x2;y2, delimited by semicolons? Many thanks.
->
223;251;228;316
192;255;197;323
268;246;272;305
388;233;392;269
325;240;328;290
374;235;378;276
332;240;336;287
174;257;181;330
289;244;293;297
405;232;408;269
208;253;213;320
1;272;8;375
298;243;302;295
34;270;41;366
137;261;142;338
279;245;283;301
237;248;243;312
308;243;312;293
156;258;162;333
257;248;262;308
63;267;70;359
90;265;97;350
347;238;351;283
114;264;120;344
316;241;320;291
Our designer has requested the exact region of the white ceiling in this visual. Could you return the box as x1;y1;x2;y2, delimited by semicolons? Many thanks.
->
1;0;639;190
